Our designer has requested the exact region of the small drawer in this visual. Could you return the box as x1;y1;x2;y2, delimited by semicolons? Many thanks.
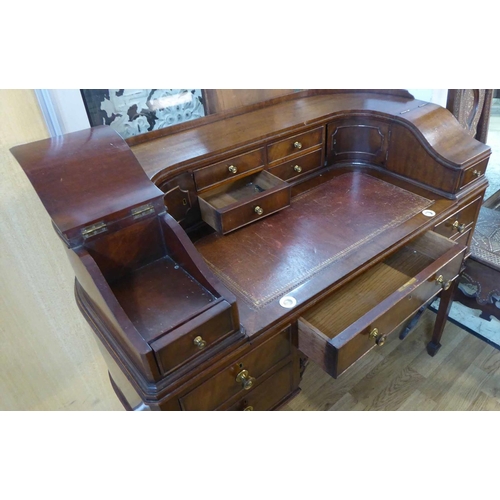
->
454;227;472;246
455;228;473;260
198;170;291;234
180;328;291;411
460;159;488;190
434;197;482;240
150;300;237;376
194;148;265;192
298;231;466;378
268;149;323;181
228;362;294;411
267;127;323;164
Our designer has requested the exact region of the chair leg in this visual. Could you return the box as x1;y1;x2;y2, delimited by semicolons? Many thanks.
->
427;279;459;357
400;304;428;340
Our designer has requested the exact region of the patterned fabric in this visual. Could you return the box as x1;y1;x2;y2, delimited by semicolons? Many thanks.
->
81;89;206;139
471;207;500;269
459;274;500;307
459;206;500;308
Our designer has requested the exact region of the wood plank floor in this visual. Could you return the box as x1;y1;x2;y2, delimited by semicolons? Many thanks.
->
282;310;500;411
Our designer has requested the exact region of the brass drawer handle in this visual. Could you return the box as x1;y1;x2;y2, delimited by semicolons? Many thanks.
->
293;165;302;173
243;406;254;411
473;169;482;178
254;206;264;216
369;328;387;346
452;220;466;233
236;369;255;390
228;165;238;174
435;275;452;291
193;336;207;350
293;141;302;150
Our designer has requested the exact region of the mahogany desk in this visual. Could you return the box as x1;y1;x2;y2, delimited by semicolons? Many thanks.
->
11;90;491;410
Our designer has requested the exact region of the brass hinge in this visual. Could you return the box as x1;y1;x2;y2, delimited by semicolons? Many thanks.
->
81;221;108;239
131;203;155;219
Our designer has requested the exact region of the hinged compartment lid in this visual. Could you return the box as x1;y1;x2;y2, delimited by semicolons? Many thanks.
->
11;126;164;247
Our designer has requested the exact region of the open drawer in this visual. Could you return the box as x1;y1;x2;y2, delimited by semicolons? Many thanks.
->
198;170;290;234
86;214;240;378
298;231;466;378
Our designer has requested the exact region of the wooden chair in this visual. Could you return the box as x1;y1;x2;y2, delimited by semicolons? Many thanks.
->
455;194;500;323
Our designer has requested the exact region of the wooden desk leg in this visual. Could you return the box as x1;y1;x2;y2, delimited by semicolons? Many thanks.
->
427;279;459;357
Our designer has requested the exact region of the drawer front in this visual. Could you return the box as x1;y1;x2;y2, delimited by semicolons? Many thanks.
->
298;234;466;378
150;301;236;376
268;149;323;181
180;328;291;411
460;159;488;190
219;185;290;233
228;362;294;411
454;227;472;247
267;127;323;164
333;250;464;376
434;197;482;240
194;148;265;191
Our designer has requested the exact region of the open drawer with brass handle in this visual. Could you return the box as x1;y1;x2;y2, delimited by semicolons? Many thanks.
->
298;231;466;378
198;170;290;234
433;196;482;241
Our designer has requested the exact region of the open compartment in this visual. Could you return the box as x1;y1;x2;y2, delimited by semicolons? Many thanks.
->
298;231;466;378
85;214;239;376
198;170;291;234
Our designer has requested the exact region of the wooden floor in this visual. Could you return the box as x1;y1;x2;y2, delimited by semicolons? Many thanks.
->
282;310;500;411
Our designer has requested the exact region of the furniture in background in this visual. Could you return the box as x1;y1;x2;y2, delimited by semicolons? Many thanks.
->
446;89;493;144
445;90;499;346
455;192;500;326
11;90;491;410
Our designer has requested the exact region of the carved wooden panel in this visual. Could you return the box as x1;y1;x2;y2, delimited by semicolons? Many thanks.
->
447;89;493;144
326;118;390;165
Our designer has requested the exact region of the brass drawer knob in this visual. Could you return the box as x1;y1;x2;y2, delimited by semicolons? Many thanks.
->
369;328;387;346
473;169;482;178
435;275;452;291
254;206;264;216
452;220;466;233
293;141;302;150
228;165;238;174
243;406;254;411
236;369;255;390
293;165;302;173
193;336;207;350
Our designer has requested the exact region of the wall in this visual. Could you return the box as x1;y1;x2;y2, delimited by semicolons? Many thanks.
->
408;89;448;107
48;89;91;133
0;90;122;410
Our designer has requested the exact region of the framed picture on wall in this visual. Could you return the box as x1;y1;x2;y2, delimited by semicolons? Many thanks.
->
80;89;207;139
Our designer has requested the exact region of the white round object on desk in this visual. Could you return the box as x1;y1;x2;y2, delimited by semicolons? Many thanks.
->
279;296;297;309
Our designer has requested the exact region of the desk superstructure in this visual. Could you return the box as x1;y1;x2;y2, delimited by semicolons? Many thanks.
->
11;90;491;410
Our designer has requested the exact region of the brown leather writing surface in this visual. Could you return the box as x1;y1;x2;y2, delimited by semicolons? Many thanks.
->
196;173;433;308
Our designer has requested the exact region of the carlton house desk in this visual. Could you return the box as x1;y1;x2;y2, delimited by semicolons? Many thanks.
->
11;90;491;411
